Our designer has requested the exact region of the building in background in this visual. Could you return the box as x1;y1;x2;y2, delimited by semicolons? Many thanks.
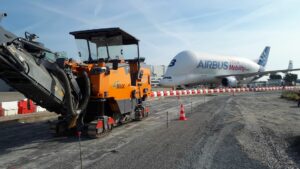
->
150;65;166;87
267;79;283;86
151;65;166;78
248;81;267;87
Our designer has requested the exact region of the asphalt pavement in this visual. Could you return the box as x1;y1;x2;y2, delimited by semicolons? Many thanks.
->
0;92;300;169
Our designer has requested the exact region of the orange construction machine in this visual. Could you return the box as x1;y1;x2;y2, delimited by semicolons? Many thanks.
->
0;18;151;137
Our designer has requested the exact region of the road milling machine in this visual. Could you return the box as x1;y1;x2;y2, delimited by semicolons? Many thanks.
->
0;14;151;137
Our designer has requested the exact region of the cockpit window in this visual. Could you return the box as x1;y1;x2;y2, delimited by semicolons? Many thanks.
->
163;76;172;79
168;59;176;67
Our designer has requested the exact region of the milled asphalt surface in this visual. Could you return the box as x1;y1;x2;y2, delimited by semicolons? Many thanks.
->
0;92;300;169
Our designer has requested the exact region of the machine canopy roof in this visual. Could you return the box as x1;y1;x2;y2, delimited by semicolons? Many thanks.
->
70;27;139;46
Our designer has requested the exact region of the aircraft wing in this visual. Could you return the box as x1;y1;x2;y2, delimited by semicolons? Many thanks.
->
216;68;300;79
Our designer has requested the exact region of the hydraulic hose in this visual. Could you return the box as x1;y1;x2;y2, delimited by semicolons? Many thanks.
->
77;71;91;127
52;67;77;117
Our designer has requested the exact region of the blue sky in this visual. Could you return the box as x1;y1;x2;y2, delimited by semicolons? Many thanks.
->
1;0;300;73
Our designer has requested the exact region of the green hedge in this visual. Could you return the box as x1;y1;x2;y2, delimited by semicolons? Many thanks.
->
281;91;300;101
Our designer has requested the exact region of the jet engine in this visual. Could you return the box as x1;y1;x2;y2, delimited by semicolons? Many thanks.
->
221;76;238;87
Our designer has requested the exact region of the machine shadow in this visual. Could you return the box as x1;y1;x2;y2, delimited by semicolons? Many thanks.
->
286;135;300;167
289;105;299;108
0;120;99;156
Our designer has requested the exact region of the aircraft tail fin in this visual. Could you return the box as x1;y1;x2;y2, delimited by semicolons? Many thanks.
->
257;46;270;67
288;60;293;70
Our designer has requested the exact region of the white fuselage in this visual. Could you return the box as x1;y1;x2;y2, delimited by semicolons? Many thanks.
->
160;51;262;87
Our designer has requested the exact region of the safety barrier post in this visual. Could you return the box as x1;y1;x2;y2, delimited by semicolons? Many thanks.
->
166;111;169;128
0;103;3;117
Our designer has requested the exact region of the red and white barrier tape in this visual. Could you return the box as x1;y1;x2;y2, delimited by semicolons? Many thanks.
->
0;86;299;117
150;86;300;98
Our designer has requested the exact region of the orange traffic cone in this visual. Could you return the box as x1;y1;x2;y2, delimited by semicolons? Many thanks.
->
179;104;187;121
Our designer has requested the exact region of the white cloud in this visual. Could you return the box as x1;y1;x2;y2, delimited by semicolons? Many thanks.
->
4;0;299;78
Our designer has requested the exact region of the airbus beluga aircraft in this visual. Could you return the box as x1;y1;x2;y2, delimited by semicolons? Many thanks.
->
160;47;300;88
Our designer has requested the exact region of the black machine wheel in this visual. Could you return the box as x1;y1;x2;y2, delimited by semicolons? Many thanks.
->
49;120;69;136
87;119;114;138
107;123;113;131
87;120;104;138
134;105;145;121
